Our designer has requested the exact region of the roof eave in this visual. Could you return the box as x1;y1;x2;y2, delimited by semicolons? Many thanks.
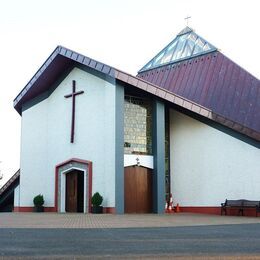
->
13;46;260;142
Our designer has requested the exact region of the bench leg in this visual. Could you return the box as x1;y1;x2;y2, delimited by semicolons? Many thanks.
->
238;208;243;216
221;208;227;216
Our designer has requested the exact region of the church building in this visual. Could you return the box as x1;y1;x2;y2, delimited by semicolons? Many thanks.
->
7;27;260;214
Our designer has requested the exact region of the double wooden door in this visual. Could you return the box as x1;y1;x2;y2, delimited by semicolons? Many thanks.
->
65;171;84;213
124;166;153;213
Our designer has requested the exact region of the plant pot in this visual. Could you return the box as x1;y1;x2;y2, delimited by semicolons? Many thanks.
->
91;206;103;214
34;206;44;212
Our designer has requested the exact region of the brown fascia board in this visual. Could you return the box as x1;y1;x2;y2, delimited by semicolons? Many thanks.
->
116;70;212;117
13;46;260;142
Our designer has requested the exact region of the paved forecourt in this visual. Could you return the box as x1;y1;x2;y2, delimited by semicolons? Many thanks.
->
1;213;260;259
0;212;260;228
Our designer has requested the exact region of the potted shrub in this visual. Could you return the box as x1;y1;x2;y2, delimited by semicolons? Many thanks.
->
33;194;44;212
91;192;103;214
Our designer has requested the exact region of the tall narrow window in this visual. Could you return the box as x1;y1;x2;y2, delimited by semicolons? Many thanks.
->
124;95;152;155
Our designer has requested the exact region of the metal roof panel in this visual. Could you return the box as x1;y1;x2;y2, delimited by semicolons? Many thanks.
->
138;51;260;135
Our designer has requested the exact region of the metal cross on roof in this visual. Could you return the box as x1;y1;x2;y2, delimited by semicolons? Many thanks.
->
184;16;191;26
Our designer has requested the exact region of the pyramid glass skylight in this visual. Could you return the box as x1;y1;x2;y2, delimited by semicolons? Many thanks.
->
139;27;217;72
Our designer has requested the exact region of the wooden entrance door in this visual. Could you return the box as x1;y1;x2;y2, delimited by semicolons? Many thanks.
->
124;166;152;213
66;170;84;212
66;171;78;212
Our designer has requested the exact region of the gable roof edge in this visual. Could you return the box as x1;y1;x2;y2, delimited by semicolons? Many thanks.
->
13;46;260;142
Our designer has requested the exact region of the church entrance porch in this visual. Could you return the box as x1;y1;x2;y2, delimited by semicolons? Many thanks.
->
65;170;84;213
55;158;92;213
124;166;152;213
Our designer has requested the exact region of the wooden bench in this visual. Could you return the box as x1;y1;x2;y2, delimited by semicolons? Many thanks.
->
221;199;260;217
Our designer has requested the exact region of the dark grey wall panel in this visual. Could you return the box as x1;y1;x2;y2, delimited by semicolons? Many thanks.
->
115;83;125;214
152;100;165;213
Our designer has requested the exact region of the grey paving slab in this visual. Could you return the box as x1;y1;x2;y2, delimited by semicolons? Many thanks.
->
0;212;260;229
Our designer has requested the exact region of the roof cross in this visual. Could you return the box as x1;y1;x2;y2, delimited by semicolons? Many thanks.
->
184;16;191;26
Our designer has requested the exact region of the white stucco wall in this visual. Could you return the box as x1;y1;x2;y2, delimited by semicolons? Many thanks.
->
170;109;260;206
14;184;20;207
19;67;116;208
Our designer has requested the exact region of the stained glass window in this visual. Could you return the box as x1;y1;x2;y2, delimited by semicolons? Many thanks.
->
124;95;152;155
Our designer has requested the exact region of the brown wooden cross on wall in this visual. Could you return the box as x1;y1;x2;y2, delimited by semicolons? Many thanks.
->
64;80;84;143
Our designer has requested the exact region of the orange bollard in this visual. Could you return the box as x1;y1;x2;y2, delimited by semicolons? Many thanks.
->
175;203;180;213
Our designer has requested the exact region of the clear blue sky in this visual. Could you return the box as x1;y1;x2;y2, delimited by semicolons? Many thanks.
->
0;0;259;184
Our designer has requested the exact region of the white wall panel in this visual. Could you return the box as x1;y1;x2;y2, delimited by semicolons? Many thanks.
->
170;109;260;206
19;68;116;208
